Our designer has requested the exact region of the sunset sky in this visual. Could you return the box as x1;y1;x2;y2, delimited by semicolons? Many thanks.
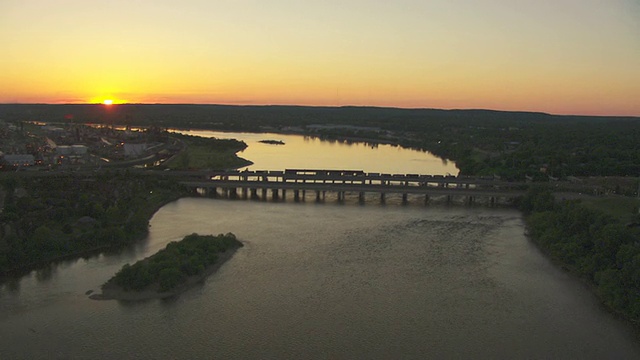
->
1;0;639;116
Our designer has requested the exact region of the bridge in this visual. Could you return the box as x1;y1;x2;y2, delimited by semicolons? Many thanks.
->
179;169;528;205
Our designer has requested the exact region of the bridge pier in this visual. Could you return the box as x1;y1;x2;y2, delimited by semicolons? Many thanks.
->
282;189;287;200
402;193;408;204
225;188;238;199
316;190;321;202
242;187;248;199
467;195;474;205
380;192;386;204
262;188;268;201
250;188;258;200
424;194;430;205
294;190;300;202
446;194;452;204
358;192;365;204
337;191;345;202
271;189;279;201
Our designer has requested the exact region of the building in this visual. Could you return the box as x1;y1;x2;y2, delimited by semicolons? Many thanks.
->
124;142;148;158
3;154;35;167
71;145;88;155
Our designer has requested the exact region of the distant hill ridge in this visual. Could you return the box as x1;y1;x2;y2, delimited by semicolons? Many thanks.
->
0;104;637;127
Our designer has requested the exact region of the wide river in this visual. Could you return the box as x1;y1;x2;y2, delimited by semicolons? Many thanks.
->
1;132;639;359
173;130;459;174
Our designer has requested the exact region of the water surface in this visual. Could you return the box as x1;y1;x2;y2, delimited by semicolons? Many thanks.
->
1;199;639;359
174;130;458;175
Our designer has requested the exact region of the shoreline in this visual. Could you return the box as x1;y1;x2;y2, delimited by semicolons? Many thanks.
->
0;193;184;280
524;223;640;335
89;246;240;301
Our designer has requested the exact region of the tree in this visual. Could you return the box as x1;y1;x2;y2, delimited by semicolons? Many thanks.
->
158;268;185;292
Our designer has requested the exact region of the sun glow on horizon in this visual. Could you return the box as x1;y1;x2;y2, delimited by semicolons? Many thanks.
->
90;97;128;105
1;1;638;116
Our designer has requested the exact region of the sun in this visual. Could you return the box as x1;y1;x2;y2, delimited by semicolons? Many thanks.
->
103;99;113;105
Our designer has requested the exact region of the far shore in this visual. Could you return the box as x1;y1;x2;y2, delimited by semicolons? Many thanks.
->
89;246;240;301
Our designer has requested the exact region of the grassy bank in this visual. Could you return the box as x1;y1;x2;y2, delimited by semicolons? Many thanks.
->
165;133;252;170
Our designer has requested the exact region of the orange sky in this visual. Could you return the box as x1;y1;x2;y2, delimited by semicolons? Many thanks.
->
1;0;639;116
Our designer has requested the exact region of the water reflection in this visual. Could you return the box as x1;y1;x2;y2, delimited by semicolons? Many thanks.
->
1;198;639;359
172;130;459;175
34;264;55;283
2;278;20;293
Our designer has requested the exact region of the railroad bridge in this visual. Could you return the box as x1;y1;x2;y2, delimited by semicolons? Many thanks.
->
180;169;527;206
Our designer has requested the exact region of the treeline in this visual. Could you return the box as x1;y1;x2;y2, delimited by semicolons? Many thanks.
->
519;187;640;322
426;119;640;180
0;172;188;274
306;113;640;180
109;233;242;292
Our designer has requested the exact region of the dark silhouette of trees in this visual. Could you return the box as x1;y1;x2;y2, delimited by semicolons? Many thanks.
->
108;233;242;292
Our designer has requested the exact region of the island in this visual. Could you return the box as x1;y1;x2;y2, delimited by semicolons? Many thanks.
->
259;139;285;145
90;233;243;301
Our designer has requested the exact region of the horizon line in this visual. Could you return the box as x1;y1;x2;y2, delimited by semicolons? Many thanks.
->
1;102;639;119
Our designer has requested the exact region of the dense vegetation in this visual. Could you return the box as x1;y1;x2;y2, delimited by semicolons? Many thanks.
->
2;104;638;180
165;133;252;170
108;233;242;292
519;187;640;322
0;172;188;274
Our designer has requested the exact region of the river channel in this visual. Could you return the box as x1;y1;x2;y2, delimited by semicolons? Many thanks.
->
173;130;459;174
1;132;639;359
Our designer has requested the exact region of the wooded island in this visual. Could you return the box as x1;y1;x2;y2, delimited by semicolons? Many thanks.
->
92;233;243;300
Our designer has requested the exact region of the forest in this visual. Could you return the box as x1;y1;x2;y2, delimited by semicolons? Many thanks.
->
519;187;640;322
0;172;188;275
108;233;242;293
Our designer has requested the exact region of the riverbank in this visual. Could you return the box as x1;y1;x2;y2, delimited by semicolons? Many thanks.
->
90;246;240;301
519;187;640;331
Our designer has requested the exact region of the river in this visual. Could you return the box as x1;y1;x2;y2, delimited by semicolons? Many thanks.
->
1;132;639;359
172;130;459;174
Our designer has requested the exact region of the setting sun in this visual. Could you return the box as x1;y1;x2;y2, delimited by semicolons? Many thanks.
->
103;99;113;105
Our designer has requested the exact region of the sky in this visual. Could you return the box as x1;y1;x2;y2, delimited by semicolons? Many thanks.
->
1;0;639;116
